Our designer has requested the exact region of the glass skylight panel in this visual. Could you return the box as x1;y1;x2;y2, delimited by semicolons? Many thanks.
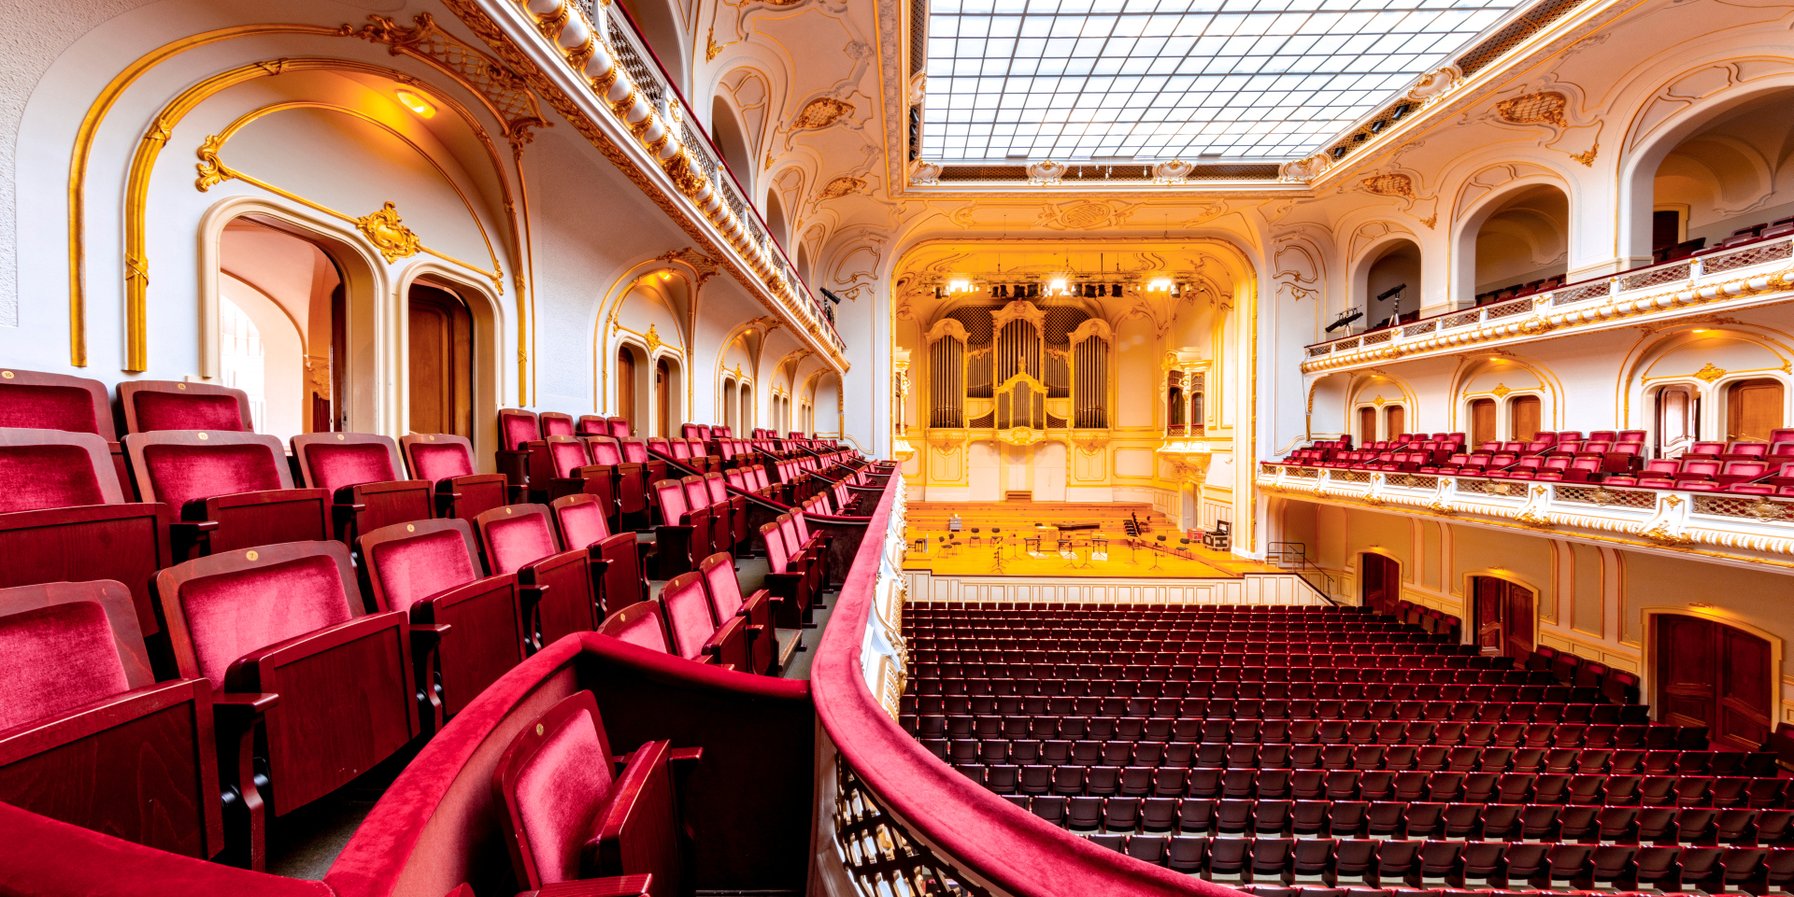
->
922;0;1533;164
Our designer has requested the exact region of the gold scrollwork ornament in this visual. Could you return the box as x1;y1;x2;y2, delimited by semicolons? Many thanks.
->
355;202;422;263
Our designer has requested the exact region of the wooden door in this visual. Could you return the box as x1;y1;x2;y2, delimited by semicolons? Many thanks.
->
1509;395;1541;441
1472;576;1534;659
1469;399;1497;445
1360;552;1399;614
654;358;671;438
1727;378;1784;443
1652;209;1682;253
1657;385;1697;456
1359;406;1379;443
407;285;473;437
615;348;637;433
1656;615;1773;751
1385;405;1406;440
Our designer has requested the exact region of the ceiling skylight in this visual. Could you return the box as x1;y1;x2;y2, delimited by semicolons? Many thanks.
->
922;0;1533;164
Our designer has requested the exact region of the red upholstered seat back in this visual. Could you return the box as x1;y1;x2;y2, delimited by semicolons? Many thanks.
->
498;409;541;452
401;435;477;481
587;436;623;466
0;430;121;512
681;476;709;511
599;599;669;652
495;691;617;886
606;418;630;438
660;573;716;661
121;382;251;433
479;505;562;575
161;543;357;687
703;472;729;505
652;479;689;520
552;495;611;550
539;413;575;439
0;370;111;437
761;521;794;574
698;554;747;619
131;433;289;507
362;520;483;614
621;440;649;463
546;437;587;478
294;435;403;492
0;590;132;729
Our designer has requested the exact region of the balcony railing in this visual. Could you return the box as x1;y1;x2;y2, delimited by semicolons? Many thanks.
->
1258;462;1794;566
1304;235;1794;370
518;0;844;358
811;476;1227;896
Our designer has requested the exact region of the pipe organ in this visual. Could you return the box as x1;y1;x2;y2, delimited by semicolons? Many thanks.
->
925;300;1113;434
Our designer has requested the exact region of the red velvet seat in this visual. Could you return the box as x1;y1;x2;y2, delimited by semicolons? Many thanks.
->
0;367;128;486
756;518;815;629
475;503;600;650
495;690;687;897
681;474;728;558
526;434;613;512
292;432;433;545
539;411;575;439
0;580;222;859
118;381;252;434
0;429;174;638
123;430;329;557
155;541;416;868
496;408;541;498
582;435;648;529
697;552;778;674
551;493;647;613
660;571;749;669
649;478;709;576
398;433;508;521
599;599;673;653
359;518;527;727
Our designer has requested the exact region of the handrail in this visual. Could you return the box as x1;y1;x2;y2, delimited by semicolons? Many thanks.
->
811;477;1241;897
1305;233;1794;357
583;0;837;338
1266;540;1338;601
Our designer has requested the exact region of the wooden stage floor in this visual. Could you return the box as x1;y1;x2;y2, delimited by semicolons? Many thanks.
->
901;501;1276;579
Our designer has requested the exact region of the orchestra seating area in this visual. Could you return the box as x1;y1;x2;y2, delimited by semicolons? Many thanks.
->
1282;430;1794;496
901;602;1794;895
0;364;896;893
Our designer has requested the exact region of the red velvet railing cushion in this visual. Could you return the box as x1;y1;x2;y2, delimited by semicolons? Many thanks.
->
365;529;479;614
140;443;283;507
0;601;130;729
557;500;610;551
132;393;245;433
484;515;558;575
409;441;474;480
305;442;399;493
0;384;102;433
0;444;108;512
512;700;615;884
661;579;714;661
178;554;352;687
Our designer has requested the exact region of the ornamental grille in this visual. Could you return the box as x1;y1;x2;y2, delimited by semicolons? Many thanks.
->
1333;470;1372;484
1552;280;1612;305
833;763;989;897
604;6;665;111
1440;309;1482;329
1619;263;1691;292
1703;240;1794;275
1289;467;1321;479
1555;485;1657;510
1485;299;1533;320
1386;473;1438;490
1307;344;1334;358
1362;330;1393;345
1693;494;1794;522
1402;320;1439;337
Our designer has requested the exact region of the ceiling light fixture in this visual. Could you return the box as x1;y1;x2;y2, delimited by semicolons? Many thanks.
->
395;89;437;119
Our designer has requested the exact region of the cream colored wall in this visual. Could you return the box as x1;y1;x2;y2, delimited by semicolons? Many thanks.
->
1287;500;1794;726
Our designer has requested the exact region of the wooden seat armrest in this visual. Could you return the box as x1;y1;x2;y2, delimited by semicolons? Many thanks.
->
518;876;653;897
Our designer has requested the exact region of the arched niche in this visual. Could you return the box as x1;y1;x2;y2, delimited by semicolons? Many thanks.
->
1455;184;1570;305
710;94;756;195
1353;238;1422;330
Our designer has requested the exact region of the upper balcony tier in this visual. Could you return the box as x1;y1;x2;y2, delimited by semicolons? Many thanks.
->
490;0;845;366
1304;235;1794;374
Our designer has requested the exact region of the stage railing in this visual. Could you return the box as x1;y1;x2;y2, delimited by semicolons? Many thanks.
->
809;477;1242;896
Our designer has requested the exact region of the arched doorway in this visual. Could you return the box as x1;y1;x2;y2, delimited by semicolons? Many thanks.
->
654;356;681;438
1359;240;1421;329
1462;184;1570;305
1653;614;1773;751
217;216;349;441
406;283;473;438
1359;552;1401;614
1654;383;1700;456
1471;576;1535;660
1726;377;1785;443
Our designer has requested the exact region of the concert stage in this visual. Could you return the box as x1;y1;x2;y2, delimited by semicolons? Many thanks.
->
901;501;1275;580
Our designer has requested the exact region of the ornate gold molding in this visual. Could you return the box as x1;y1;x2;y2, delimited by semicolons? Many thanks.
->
355;202;423;262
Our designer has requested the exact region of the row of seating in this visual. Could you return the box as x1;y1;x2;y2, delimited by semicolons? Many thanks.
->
1474;274;1567;306
1025;793;1794;846
1076;832;1787;893
911;690;1625;717
926;739;1773;776
911;717;1686;746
